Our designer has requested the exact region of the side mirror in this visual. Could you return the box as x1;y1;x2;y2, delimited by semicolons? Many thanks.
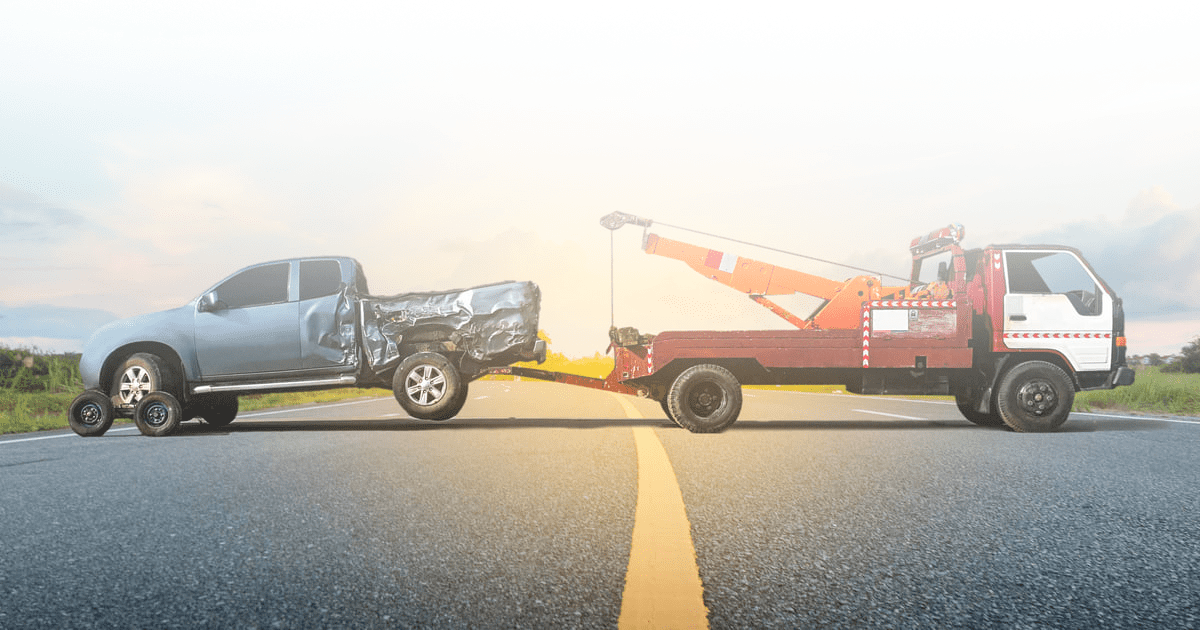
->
197;292;220;313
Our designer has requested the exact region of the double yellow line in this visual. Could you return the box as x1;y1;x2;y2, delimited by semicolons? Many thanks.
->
611;395;709;630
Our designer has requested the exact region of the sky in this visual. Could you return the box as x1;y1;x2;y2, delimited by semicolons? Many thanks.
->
2;1;1199;358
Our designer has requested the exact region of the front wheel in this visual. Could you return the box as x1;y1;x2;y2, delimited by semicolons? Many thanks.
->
111;353;178;410
134;391;183;437
68;390;115;437
667;364;743;433
393;352;465;421
996;361;1075;433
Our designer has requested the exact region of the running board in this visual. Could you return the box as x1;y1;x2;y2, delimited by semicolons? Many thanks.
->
192;375;357;394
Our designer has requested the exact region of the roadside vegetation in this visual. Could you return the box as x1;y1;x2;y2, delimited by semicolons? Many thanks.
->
1074;367;1200;416
4;335;1200;434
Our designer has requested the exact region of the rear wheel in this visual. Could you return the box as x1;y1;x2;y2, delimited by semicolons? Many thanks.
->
954;391;1004;427
133;391;183;437
996;361;1075;433
667;364;743;433
68;390;114;437
660;397;682;427
393;352;465;421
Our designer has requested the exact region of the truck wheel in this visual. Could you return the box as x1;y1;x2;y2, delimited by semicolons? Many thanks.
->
660;398;682;427
195;394;239;427
68;390;115;437
667;364;742;433
133;391;183;437
996;361;1075;433
954;392;1004;427
112;353;177;409
393;352;464;421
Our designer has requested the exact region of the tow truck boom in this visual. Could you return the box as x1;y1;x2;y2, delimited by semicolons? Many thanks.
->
601;211;905;330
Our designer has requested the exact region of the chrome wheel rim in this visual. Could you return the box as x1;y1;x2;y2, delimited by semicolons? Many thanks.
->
405;365;447;406
118;366;153;405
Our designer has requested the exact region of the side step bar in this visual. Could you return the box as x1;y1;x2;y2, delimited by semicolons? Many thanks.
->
192;375;357;395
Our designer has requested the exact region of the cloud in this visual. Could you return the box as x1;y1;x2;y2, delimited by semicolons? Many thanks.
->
0;185;91;244
0;303;117;341
1017;187;1200;318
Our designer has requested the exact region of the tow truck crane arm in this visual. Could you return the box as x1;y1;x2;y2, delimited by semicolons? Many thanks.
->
601;212;906;330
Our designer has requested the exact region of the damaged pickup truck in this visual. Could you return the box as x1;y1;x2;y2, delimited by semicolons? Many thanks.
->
67;257;544;437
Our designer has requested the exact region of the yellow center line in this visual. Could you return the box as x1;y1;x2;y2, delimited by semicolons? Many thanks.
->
611;394;709;630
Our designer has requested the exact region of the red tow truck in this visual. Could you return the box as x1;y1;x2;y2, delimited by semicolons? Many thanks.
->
494;213;1134;433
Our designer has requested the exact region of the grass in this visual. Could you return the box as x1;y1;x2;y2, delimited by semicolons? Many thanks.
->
1074;367;1200;416
0;347;86;434
237;388;389;413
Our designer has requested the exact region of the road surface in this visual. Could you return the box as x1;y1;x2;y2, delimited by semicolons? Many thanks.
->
2;381;1198;628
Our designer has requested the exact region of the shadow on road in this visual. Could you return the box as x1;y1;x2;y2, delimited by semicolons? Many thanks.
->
167;415;1172;435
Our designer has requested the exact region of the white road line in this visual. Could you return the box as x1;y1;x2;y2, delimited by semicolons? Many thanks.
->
0;426;138;445
1073;412;1200;425
853;409;925;420
1;397;391;446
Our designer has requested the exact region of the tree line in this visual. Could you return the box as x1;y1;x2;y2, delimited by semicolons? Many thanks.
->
1130;336;1200;374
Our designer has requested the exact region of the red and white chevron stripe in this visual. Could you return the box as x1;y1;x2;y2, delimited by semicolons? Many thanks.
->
861;305;872;367
869;300;956;308
1005;332;1112;340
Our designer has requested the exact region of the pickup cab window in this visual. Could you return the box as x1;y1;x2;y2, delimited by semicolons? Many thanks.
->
213;263;290;309
300;260;343;300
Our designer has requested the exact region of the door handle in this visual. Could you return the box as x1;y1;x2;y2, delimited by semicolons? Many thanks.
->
1009;315;1027;321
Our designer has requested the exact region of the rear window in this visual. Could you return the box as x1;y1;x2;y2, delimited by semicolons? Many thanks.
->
300;260;343;300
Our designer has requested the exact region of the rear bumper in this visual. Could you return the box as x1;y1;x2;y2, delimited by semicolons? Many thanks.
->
1108;366;1135;388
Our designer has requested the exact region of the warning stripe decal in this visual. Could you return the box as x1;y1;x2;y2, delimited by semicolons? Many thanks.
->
869;300;956;308
861;305;872;367
1005;332;1113;340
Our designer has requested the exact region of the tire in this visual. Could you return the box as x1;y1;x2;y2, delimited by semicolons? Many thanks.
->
195;394;239;427
111;353;178;409
133;391;183;437
954;391;1005;427
660;397;682;427
68;390;115;437
393;352;465;421
667;364;743;433
995;360;1075;433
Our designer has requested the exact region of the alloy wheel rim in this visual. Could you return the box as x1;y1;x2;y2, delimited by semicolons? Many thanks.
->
119;366;153;405
405;365;447;406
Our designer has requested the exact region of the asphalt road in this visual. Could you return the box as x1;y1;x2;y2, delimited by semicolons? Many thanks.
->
2;381;1198;629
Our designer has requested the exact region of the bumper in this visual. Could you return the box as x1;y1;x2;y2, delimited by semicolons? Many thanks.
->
1109;366;1135;388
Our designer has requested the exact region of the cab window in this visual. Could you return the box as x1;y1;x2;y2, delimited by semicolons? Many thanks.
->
1006;251;1102;316
299;260;343;300
214;263;290;309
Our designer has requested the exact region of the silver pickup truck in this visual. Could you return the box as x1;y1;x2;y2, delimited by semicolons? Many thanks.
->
67;257;544;437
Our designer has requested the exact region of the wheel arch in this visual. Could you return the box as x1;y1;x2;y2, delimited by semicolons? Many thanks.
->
101;342;189;399
997;352;1080;392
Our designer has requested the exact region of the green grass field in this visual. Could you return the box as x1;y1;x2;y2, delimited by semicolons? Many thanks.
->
1073;367;1200;415
3;343;1198;435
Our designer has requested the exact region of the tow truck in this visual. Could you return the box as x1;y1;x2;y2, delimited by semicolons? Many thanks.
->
492;213;1135;433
